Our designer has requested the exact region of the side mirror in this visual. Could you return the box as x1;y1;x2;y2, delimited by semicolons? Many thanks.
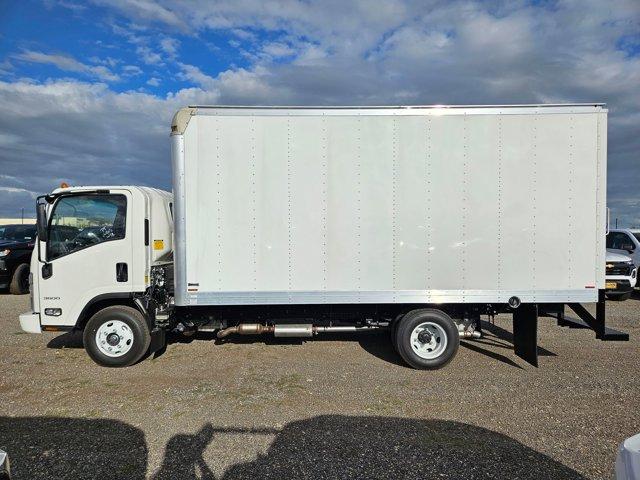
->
36;199;48;242
0;449;11;480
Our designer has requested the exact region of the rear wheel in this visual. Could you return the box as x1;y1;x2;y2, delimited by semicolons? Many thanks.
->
9;263;29;295
395;309;459;369
83;306;150;367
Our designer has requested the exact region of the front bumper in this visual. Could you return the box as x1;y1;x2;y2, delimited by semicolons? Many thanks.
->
0;260;9;289
19;311;41;333
605;279;635;294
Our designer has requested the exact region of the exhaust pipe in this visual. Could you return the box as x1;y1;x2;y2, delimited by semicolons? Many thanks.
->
217;323;380;339
217;323;274;338
459;330;482;339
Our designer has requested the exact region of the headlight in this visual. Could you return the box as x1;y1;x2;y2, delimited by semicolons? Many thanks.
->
0;249;10;257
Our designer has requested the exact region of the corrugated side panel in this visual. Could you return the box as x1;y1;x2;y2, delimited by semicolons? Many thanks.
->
179;109;602;305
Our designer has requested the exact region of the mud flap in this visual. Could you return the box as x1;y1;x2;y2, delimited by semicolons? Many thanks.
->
513;304;538;367
149;327;166;355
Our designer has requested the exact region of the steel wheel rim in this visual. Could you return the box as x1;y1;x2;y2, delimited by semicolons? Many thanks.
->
95;320;134;357
410;321;448;359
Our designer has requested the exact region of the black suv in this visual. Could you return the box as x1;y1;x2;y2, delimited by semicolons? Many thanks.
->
0;224;36;294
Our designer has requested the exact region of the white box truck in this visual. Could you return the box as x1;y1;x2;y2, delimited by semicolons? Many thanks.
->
19;104;626;369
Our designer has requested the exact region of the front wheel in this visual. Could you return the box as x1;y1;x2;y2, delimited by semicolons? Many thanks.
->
83;305;151;367
395;309;459;369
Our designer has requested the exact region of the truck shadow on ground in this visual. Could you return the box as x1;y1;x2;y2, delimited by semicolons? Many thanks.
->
457;320;557;369
0;415;586;480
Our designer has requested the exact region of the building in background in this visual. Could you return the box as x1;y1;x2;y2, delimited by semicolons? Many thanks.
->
0;218;36;225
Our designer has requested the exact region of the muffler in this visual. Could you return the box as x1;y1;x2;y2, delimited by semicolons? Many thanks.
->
274;324;314;337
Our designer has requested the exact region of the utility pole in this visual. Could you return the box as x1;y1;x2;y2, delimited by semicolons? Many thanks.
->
21;208;24;224
615;218;618;229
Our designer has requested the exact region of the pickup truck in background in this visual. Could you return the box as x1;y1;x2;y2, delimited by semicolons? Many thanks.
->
605;250;637;300
607;229;640;268
0;224;36;295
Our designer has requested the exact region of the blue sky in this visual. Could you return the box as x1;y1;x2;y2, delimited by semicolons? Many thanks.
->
0;0;250;94
0;0;639;225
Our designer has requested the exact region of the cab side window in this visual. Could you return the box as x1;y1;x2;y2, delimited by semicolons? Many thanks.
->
48;194;127;260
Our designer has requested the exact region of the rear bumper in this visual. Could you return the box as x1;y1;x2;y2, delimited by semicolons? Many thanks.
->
19;311;41;333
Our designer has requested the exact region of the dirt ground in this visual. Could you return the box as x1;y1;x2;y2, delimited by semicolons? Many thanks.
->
0;292;638;479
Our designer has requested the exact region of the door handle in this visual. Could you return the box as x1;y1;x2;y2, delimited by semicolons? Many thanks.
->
116;263;128;282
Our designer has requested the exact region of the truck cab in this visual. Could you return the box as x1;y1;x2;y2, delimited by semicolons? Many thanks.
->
20;186;173;365
607;229;640;268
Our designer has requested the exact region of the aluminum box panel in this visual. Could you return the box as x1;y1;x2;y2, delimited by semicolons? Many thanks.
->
172;105;607;306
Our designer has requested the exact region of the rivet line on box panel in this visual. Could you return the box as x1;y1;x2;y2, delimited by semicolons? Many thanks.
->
216;116;223;288
321;116;328;291
426;116;432;287
568;117;574;286
497;116;503;293
462;114;467;294
251;116;257;289
287;116;292;291
392;116;398;291
356;116;362;288
532;115;537;294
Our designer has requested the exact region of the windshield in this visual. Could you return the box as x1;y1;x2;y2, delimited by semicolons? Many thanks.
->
634;233;640;243
0;225;37;241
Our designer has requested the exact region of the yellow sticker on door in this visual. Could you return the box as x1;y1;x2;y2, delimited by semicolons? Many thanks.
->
153;239;164;250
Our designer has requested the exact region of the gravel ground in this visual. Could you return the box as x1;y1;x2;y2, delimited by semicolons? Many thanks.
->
0;292;638;479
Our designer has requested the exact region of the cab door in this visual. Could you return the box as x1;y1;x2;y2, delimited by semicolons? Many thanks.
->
38;191;133;328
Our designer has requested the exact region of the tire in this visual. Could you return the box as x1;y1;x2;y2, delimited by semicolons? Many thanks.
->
83;305;151;367
9;263;30;295
395;309;459;369
390;313;405;353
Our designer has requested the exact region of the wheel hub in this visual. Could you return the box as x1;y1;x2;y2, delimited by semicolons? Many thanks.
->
410;322;448;360
95;320;134;358
417;330;432;344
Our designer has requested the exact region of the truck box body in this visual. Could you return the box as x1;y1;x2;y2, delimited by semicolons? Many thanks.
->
172;105;607;307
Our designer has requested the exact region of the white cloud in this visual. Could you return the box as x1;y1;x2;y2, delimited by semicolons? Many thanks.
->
0;186;37;197
177;63;217;90
136;45;163;65
93;0;189;31
230;28;256;41
160;37;180;58
15;51;120;82
146;77;160;86
44;0;87;12
261;42;295;59
122;65;143;76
